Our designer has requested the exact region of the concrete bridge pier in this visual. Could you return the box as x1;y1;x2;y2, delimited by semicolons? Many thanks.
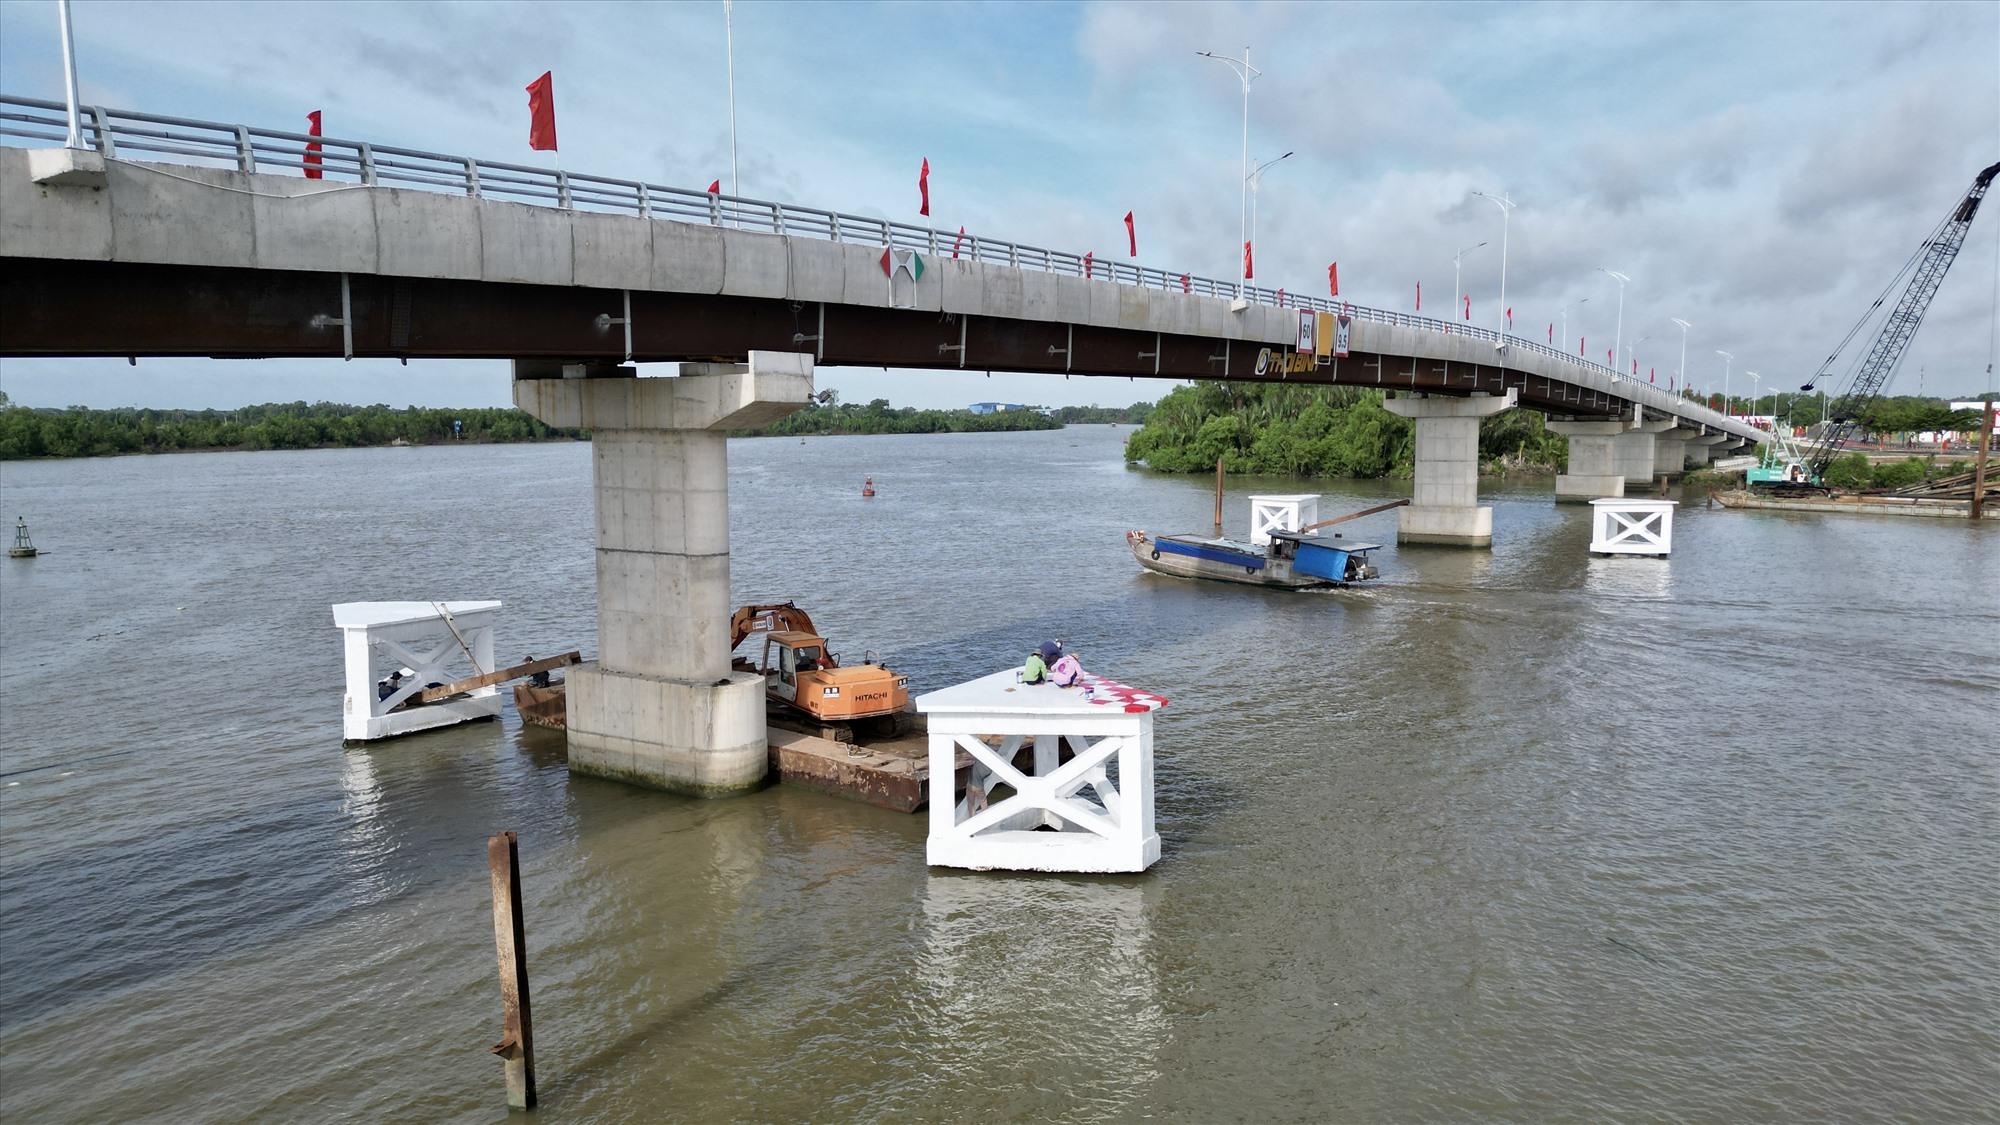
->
1653;427;1702;478
513;352;813;795
1547;420;1630;502
1685;432;1729;469
1384;389;1517;547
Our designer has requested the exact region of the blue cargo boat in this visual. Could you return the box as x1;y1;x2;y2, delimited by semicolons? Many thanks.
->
1125;528;1380;589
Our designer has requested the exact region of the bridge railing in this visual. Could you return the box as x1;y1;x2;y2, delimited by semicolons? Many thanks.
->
0;94;1754;438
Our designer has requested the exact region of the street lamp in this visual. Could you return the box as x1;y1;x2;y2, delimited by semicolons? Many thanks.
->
1744;371;1761;422
1746;371;1762;418
1472;191;1515;344
1716;350;1734;414
1670;318;1691;400
1198;47;1262;296
1598;268;1630;373
1452;241;1487;326
1623;335;1650;382
1247;151;1293;277
1561;298;1589;354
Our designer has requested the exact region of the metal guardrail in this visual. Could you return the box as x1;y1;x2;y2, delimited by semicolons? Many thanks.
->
0;93;1755;438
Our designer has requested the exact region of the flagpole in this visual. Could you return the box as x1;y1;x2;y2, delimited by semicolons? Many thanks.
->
57;0;84;149
725;0;739;196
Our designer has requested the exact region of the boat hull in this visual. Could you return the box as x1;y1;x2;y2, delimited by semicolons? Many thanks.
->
1126;530;1329;589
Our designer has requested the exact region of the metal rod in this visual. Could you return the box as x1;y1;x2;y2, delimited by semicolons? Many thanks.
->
1973;400;1993;520
1213;456;1225;535
57;0;83;149
487;831;537;1111
724;0;739;196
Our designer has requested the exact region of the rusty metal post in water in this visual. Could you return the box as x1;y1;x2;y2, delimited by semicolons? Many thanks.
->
1972;401;1994;521
1213;457;1225;535
487;831;536;1110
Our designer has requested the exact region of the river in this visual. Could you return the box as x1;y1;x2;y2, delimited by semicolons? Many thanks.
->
1;424;1995;1122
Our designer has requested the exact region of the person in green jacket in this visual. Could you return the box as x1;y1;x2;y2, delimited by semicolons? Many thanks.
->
1022;640;1060;684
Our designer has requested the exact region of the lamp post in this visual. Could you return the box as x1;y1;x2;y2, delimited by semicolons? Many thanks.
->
1744;371;1761;423
58;0;84;150
1452;241;1487;326
1623;336;1650;384
1716;350;1734;414
1472;191;1515;344
1670;318;1691;401
1198;47;1262;296
1597;268;1630;372
1248;151;1293;276
1561;298;1589;353
1746;371;1762;419
724;0;739;195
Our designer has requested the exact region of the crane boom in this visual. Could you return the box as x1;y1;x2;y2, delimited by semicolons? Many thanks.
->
1799;161;2000;483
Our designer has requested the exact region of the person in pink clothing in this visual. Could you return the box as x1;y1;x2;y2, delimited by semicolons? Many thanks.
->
1050;647;1084;687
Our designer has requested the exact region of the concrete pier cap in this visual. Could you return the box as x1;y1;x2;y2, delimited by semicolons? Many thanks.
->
1385;388;1517;548
513;351;813;796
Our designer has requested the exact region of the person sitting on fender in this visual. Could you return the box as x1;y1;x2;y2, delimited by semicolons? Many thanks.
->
1051;648;1083;687
1023;640;1060;684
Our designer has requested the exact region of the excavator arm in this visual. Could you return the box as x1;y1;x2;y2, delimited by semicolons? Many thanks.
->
1799;161;1999;484
730;602;819;650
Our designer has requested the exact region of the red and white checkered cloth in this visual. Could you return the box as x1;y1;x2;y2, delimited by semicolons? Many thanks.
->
1076;672;1169;713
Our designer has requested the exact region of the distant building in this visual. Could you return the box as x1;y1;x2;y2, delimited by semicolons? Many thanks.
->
968;402;1029;415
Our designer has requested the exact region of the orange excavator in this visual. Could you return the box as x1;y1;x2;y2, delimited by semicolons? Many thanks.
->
729;603;912;741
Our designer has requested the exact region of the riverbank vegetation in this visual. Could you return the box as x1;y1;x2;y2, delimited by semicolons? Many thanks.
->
1122;382;1566;478
743;393;1061;436
0;399;574;459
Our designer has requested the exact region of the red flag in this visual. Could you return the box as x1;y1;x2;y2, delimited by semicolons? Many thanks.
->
1632;359;1639;375
1650;367;1656;384
304;110;322;179
1124;211;1136;257
952;225;966;259
525;71;557;152
1180;273;1191;293
1548;323;1554;344
1416;282;1422;311
1606;349;1613;365
1277;288;1286;307
918;157;930;217
1580;336;1585;356
1506;307;1513;328
1328;262;1339;296
1463;295;1471;321
707;179;720;195
1083;251;1093;279
1243;240;1254;280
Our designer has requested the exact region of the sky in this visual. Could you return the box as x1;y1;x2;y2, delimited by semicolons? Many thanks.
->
0;0;1996;411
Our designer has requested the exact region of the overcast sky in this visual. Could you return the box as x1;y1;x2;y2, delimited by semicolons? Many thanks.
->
1;0;1996;410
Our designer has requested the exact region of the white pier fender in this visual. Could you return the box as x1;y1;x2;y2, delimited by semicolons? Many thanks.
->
333;600;503;741
918;669;1166;874
1588;498;1677;556
1248;494;1321;547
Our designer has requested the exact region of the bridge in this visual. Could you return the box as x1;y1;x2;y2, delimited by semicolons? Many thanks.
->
0;95;1769;796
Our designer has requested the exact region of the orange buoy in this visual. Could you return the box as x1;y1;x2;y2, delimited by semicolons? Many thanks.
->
861;477;876;497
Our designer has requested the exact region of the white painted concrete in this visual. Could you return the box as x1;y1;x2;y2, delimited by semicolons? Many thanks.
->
1589;499;1677;556
333;600;502;741
1249;494;1320;547
919;669;1166;874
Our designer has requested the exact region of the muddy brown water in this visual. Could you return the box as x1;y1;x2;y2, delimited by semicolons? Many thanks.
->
2;425;1996;1122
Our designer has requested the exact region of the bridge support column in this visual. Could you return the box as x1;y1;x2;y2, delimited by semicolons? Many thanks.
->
1685;433;1728;469
1547;420;1629;502
513;352;813;796
1616;420;1676;488
1653;427;1701;478
1384;389;1516;547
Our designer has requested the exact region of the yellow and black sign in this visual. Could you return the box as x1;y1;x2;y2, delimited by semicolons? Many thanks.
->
1254;348;1319;377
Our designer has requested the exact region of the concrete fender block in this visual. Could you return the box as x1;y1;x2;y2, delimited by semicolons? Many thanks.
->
1018;271;1058;321
940;258;982;316
572;210;653;291
251;175;380;274
0;148;113;262
651;221;725;294
719;227;787;299
786;238;846;304
840;242;891;308
105;158;254;268
376;188;482;279
1085;280;1121;328
1055;276;1091;324
478;196;573;285
982;265;1025;320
